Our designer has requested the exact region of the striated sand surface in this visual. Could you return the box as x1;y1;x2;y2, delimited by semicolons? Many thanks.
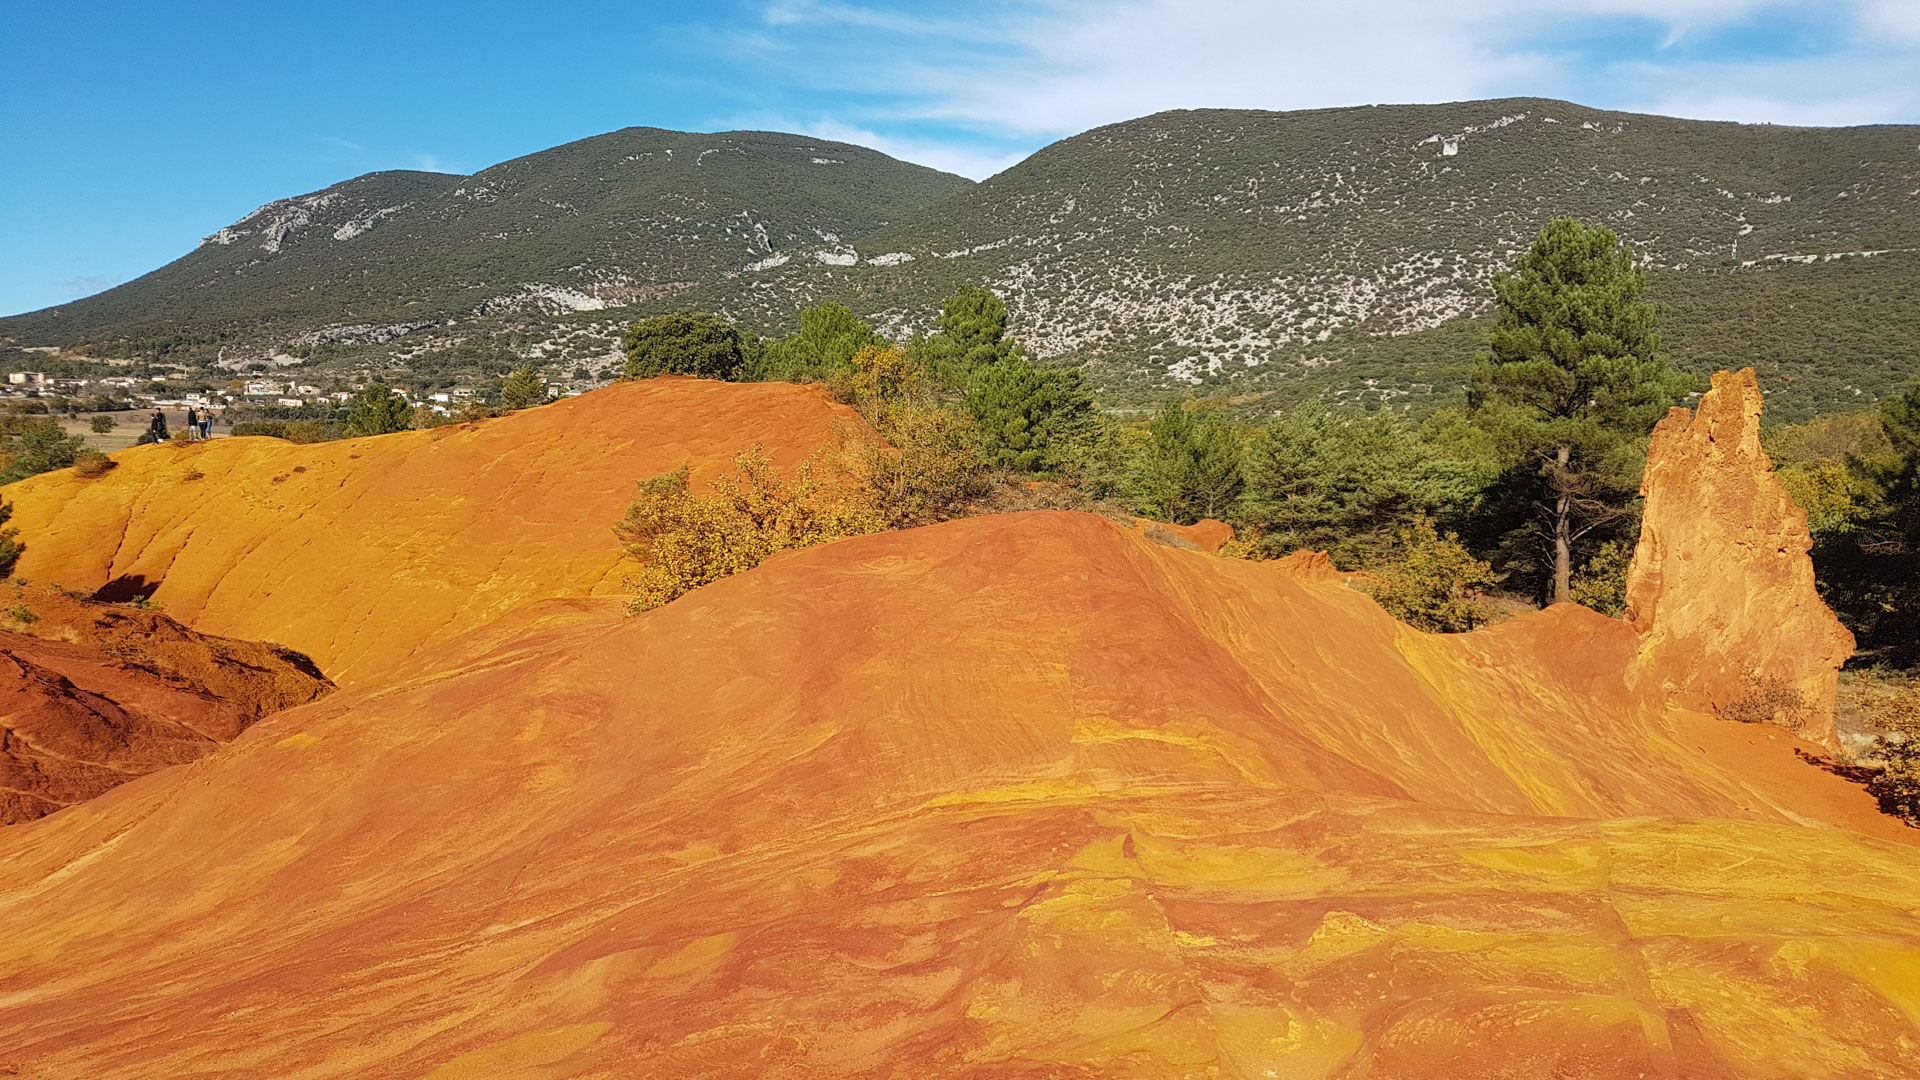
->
2;377;869;685
0;512;1914;1078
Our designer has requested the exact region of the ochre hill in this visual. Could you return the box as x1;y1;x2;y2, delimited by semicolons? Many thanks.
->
0;586;331;823
2;377;869;684
0;513;1914;1078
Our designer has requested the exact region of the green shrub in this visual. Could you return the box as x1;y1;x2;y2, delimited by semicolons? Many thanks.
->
1569;539;1634;616
72;450;115;478
622;311;744;381
89;415;115;434
0;500;21;579
1364;513;1499;633
616;447;879;611
1866;683;1920;827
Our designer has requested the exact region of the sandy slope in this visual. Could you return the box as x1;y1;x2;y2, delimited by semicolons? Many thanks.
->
2;377;869;685
0;512;1913;1078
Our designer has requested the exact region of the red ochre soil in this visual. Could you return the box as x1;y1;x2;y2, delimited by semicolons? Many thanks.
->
0;586;332;823
1;376;870;686
0;511;1915;1079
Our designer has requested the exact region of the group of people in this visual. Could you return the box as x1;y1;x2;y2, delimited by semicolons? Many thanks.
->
146;407;215;442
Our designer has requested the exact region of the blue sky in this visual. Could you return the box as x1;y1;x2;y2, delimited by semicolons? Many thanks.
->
4;0;1918;317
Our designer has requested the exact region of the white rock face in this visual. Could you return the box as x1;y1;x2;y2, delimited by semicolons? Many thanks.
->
812;249;858;267
333;205;406;241
866;252;914;267
475;285;610;315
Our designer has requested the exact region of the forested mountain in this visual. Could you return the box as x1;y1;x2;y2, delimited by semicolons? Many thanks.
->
3;127;967;352
7;99;1918;419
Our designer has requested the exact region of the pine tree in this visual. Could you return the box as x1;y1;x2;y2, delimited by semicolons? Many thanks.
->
965;356;1093;474
345;384;412;437
748;302;882;383
500;366;548;410
1468;218;1692;604
915;285;1019;386
1130;401;1243;523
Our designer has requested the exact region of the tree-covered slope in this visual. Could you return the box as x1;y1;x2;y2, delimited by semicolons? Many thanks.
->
4;128;970;348
717;98;1919;419
6;100;1917;420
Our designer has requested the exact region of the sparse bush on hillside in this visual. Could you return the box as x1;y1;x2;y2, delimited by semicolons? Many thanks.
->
1717;676;1813;733
231;419;339;443
89;415;114;434
0;499;22;579
616;447;880;612
1866;682;1920;827
72;450;115;479
1569;539;1634;617
622;311;744;381
1364;513;1499;633
500;366;549;410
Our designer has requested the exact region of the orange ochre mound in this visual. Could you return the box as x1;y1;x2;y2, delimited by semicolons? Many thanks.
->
0;510;1915;1079
0;586;332;823
1;376;870;685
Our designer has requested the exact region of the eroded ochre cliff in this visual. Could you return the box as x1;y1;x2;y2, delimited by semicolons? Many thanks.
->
0;587;332;823
0;512;1913;1079
1627;368;1856;746
1;377;870;685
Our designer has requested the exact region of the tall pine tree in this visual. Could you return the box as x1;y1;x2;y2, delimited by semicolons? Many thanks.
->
1468;218;1692;604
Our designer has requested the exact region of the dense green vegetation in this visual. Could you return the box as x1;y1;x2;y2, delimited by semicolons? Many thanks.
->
627;256;1920;659
623;312;746;381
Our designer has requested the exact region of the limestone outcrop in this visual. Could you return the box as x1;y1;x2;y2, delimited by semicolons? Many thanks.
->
1626;367;1855;745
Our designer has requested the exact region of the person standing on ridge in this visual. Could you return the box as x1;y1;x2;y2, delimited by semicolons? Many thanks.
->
148;409;168;443
185;406;199;441
200;409;213;440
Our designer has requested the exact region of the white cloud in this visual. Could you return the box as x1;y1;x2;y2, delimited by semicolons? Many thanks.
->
736;0;1920;175
54;275;112;299
797;119;1029;179
1859;0;1920;43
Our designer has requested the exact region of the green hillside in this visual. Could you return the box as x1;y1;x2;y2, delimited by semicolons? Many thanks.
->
3;128;969;355
5;99;1917;420
710;98;1920;420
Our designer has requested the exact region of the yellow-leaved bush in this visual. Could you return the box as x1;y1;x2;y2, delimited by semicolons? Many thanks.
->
616;446;882;612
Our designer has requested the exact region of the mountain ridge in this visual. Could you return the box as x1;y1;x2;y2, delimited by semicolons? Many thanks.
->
6;98;1918;420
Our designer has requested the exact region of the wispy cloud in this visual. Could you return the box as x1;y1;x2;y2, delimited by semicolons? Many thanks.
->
717;0;1920;178
53;275;112;299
